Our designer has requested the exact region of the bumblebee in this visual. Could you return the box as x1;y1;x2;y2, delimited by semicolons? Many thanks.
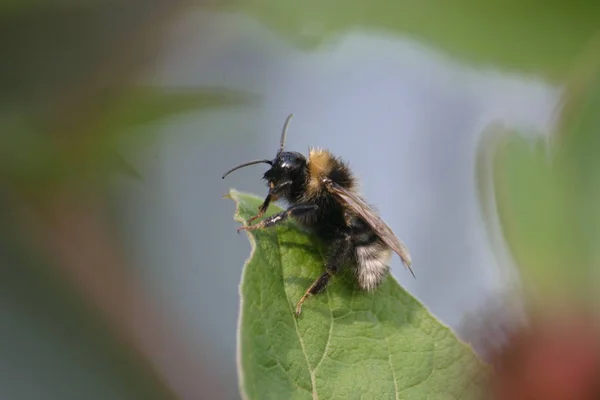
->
222;114;414;316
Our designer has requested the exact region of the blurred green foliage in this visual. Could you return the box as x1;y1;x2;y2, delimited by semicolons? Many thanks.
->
487;46;600;302
1;87;256;189
220;0;600;81
0;2;255;399
0;207;178;400
0;1;257;191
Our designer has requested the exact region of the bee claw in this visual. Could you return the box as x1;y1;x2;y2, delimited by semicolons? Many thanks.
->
238;224;255;234
247;215;260;224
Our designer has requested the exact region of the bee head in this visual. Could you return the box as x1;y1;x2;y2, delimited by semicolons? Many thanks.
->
221;113;304;190
263;151;307;187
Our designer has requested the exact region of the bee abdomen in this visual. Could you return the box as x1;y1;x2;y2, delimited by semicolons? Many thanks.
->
354;241;392;291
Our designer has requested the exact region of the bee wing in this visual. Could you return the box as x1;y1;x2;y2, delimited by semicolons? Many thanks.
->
325;180;415;278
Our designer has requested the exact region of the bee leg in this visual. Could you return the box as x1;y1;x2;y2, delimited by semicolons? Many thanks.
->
295;234;352;317
247;194;272;225
247;181;291;224
238;204;318;233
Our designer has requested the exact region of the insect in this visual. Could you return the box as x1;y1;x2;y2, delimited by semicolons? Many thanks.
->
222;114;414;316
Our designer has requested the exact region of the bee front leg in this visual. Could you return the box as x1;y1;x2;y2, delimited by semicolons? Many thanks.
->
247;181;291;225
295;234;352;317
238;204;318;233
247;194;272;225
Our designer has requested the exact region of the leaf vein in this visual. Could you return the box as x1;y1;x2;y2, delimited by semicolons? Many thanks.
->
376;302;400;400
273;227;318;400
384;335;400;400
313;287;334;374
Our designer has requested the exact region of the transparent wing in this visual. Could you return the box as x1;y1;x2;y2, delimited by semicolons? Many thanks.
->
326;180;415;278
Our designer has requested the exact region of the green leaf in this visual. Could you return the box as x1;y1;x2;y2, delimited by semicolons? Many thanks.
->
484;45;600;300
489;132;578;295
228;189;489;400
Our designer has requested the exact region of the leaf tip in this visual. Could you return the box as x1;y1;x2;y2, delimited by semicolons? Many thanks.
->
225;188;252;228
224;188;242;201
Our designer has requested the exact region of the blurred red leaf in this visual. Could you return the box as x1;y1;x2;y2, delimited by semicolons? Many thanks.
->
490;307;600;400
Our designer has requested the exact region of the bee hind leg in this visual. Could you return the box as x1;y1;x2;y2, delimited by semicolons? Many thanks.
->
295;233;352;317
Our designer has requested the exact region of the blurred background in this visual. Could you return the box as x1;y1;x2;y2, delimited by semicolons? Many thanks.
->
2;1;599;399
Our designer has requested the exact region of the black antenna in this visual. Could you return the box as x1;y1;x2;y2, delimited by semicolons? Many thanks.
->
222;113;294;179
221;159;272;179
278;113;294;155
